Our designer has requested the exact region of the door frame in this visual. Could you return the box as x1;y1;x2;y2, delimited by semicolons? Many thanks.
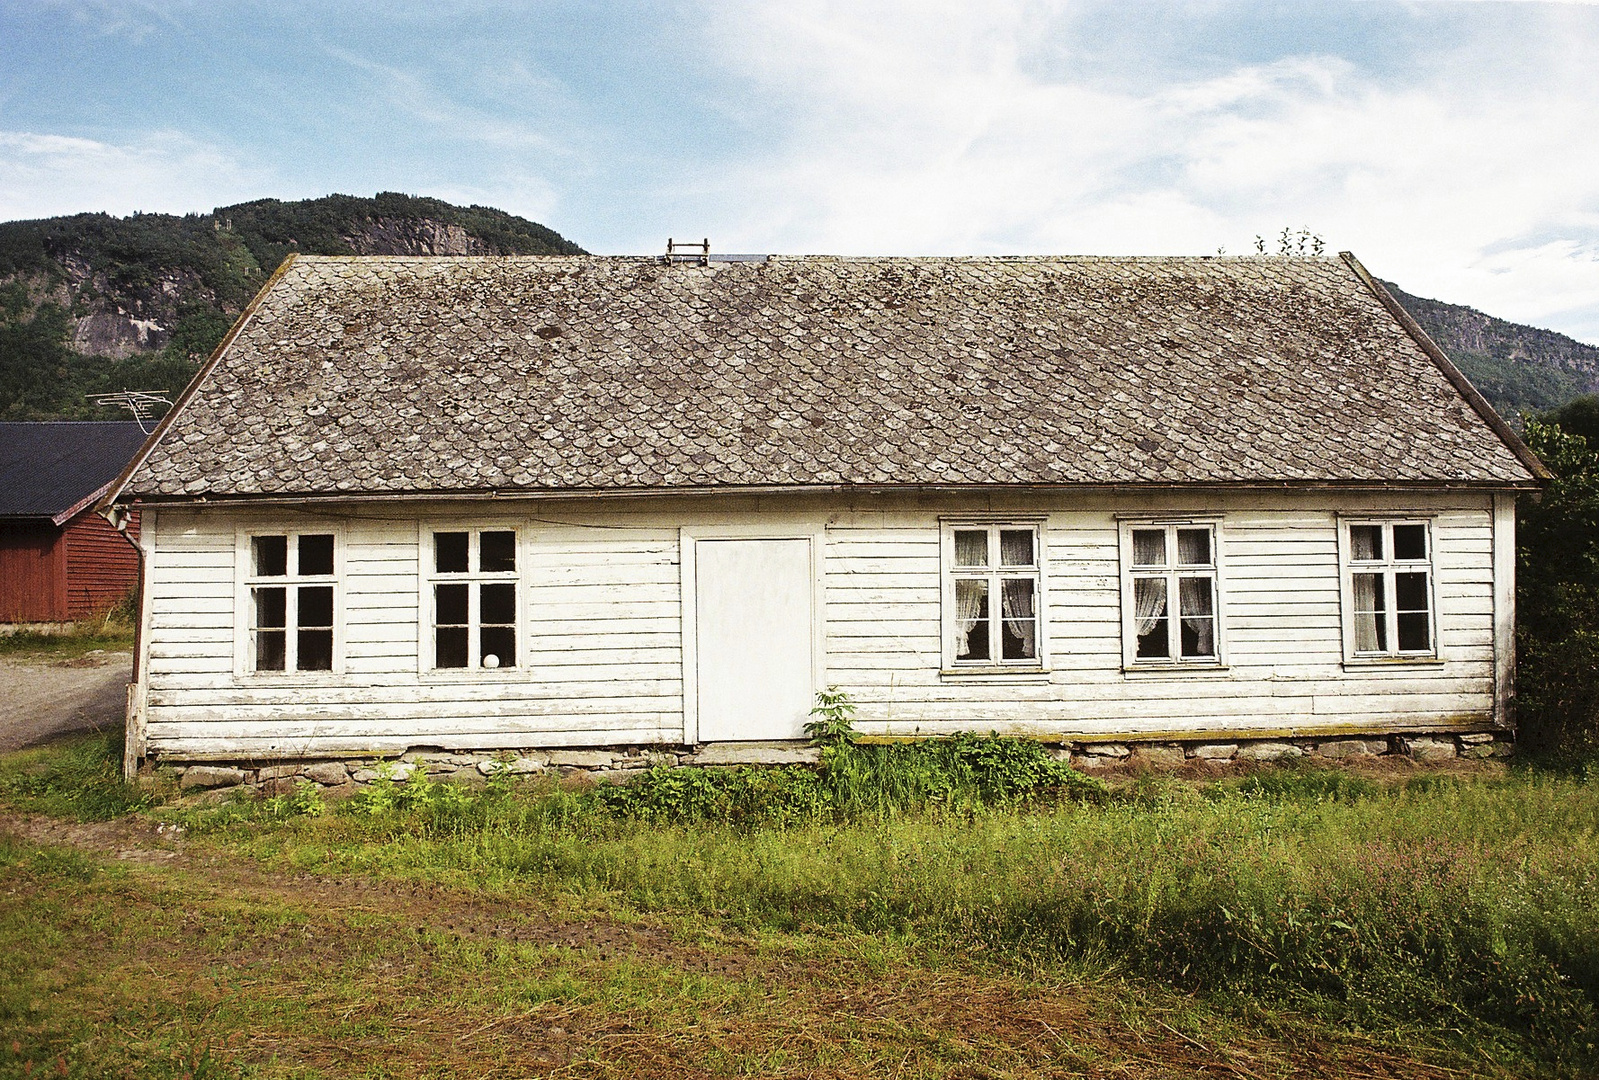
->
680;523;826;746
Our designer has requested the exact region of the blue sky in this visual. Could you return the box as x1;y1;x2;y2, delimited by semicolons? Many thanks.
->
3;0;1598;342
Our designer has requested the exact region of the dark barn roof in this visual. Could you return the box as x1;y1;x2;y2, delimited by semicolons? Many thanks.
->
1;422;149;522
117;254;1541;501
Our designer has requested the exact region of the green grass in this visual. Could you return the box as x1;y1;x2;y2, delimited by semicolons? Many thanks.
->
0;728;156;820
6;730;1599;1076
0;620;135;659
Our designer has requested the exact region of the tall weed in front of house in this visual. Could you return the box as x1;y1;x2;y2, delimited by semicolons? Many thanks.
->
0;728;157;820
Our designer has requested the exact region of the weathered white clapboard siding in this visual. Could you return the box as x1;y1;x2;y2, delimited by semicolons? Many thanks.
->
134;490;1506;760
822;495;1499;737
141;510;685;758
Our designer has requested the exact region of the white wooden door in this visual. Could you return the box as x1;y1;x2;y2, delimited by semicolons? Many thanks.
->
695;538;814;742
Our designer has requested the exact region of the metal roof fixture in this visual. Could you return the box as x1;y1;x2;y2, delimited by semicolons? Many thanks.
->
664;237;710;266
89;390;174;435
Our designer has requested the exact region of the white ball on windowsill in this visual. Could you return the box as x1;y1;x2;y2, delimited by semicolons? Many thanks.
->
482;654;500;669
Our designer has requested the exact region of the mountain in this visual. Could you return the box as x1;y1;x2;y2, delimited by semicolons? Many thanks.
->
1380;280;1599;422
0;193;585;422
2;201;1594;428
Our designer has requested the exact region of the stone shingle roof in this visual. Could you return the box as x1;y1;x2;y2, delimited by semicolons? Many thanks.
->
120;254;1540;499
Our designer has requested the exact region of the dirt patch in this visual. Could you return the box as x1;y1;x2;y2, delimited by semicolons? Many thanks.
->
0;650;131;753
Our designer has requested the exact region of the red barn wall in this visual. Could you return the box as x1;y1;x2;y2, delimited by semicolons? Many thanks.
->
0;523;67;621
62;508;140;620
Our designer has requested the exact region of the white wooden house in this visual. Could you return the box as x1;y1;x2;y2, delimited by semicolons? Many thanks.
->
101;253;1546;775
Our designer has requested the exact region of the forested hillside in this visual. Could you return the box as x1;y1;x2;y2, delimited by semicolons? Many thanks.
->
0;193;584;421
1381;280;1599;421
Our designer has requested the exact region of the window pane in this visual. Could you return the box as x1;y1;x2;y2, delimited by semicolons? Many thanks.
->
999;529;1034;567
480;530;517;573
1177;528;1210;566
255;629;286;671
1178;576;1214;617
1395;572;1429;612
435;532;469;574
435;583;468;626
435;627;468;668
954;530;989;568
1352;573;1386;652
1132;529;1166;567
253;586;286;628
298;585;333;629
298;534;334;576
253;535;287;577
1393;524;1427;561
1134;577;1168;659
1350;525;1382;561
1180;616;1215;658
1397;612;1430;652
480;582;516;625
298;629;333;671
954;577;990;661
480;626;515;669
1000;578;1037;660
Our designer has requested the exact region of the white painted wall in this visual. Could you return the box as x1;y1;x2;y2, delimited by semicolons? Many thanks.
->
132;489;1508;761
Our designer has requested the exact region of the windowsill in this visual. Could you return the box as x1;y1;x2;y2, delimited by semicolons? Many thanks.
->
1342;656;1445;669
238;670;345;686
1121;662;1230;677
941;667;1052;684
420;667;529;682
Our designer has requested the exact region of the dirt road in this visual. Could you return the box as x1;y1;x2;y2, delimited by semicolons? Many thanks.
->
0;650;131;752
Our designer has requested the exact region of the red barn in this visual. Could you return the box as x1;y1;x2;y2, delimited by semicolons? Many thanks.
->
0;422;148;623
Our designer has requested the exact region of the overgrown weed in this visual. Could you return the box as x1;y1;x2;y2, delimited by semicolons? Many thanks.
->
0;728;158;821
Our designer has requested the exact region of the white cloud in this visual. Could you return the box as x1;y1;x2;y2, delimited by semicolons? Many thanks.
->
694;0;1599;341
0;129;277;220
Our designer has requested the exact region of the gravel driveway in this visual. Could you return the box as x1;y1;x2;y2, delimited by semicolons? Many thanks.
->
0;651;132;753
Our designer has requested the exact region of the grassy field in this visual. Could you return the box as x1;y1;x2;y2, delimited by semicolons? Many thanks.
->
2;730;1597;1078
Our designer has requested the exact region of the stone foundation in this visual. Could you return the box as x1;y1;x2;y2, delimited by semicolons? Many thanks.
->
162;732;1513;802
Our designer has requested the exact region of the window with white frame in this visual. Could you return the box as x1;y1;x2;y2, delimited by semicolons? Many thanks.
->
430;529;518;670
944;523;1043;668
247;533;336;672
1344;520;1435;658
1121;522;1221;665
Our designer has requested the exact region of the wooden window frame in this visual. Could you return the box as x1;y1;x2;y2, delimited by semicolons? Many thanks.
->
1117;517;1227;672
1337;516;1441;665
235;528;342;679
939;519;1049;675
422;526;523;675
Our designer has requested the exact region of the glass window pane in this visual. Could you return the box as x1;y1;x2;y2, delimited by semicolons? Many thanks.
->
999;529;1034;567
253;586;286;628
435;532;469;574
1134;577;1168;659
954;530;989;568
253;535;287;577
954;577;990;660
435;627;468;668
1177;528;1211;566
298;534;334;576
480;530;516;573
1352;573;1386;652
1180;616;1215;658
255;629;285;671
298;585;333;629
480;582;516;625
1000;577;1037;660
1132;529;1166;567
298;629;333;671
1350;525;1382;561
480;626;515;669
1178;576;1214;617
1397;612;1430;652
435;583;468;626
1395;572;1429;612
1393;524;1427;561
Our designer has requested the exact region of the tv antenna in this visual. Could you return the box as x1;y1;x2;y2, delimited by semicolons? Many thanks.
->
89;391;174;435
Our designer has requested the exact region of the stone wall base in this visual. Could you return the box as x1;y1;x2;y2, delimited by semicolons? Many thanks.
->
160;732;1514;802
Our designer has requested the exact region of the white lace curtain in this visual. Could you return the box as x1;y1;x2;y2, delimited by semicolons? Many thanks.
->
1352;573;1384;651
1178;577;1214;655
955;578;987;657
1001;578;1036;657
1134;577;1166;636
